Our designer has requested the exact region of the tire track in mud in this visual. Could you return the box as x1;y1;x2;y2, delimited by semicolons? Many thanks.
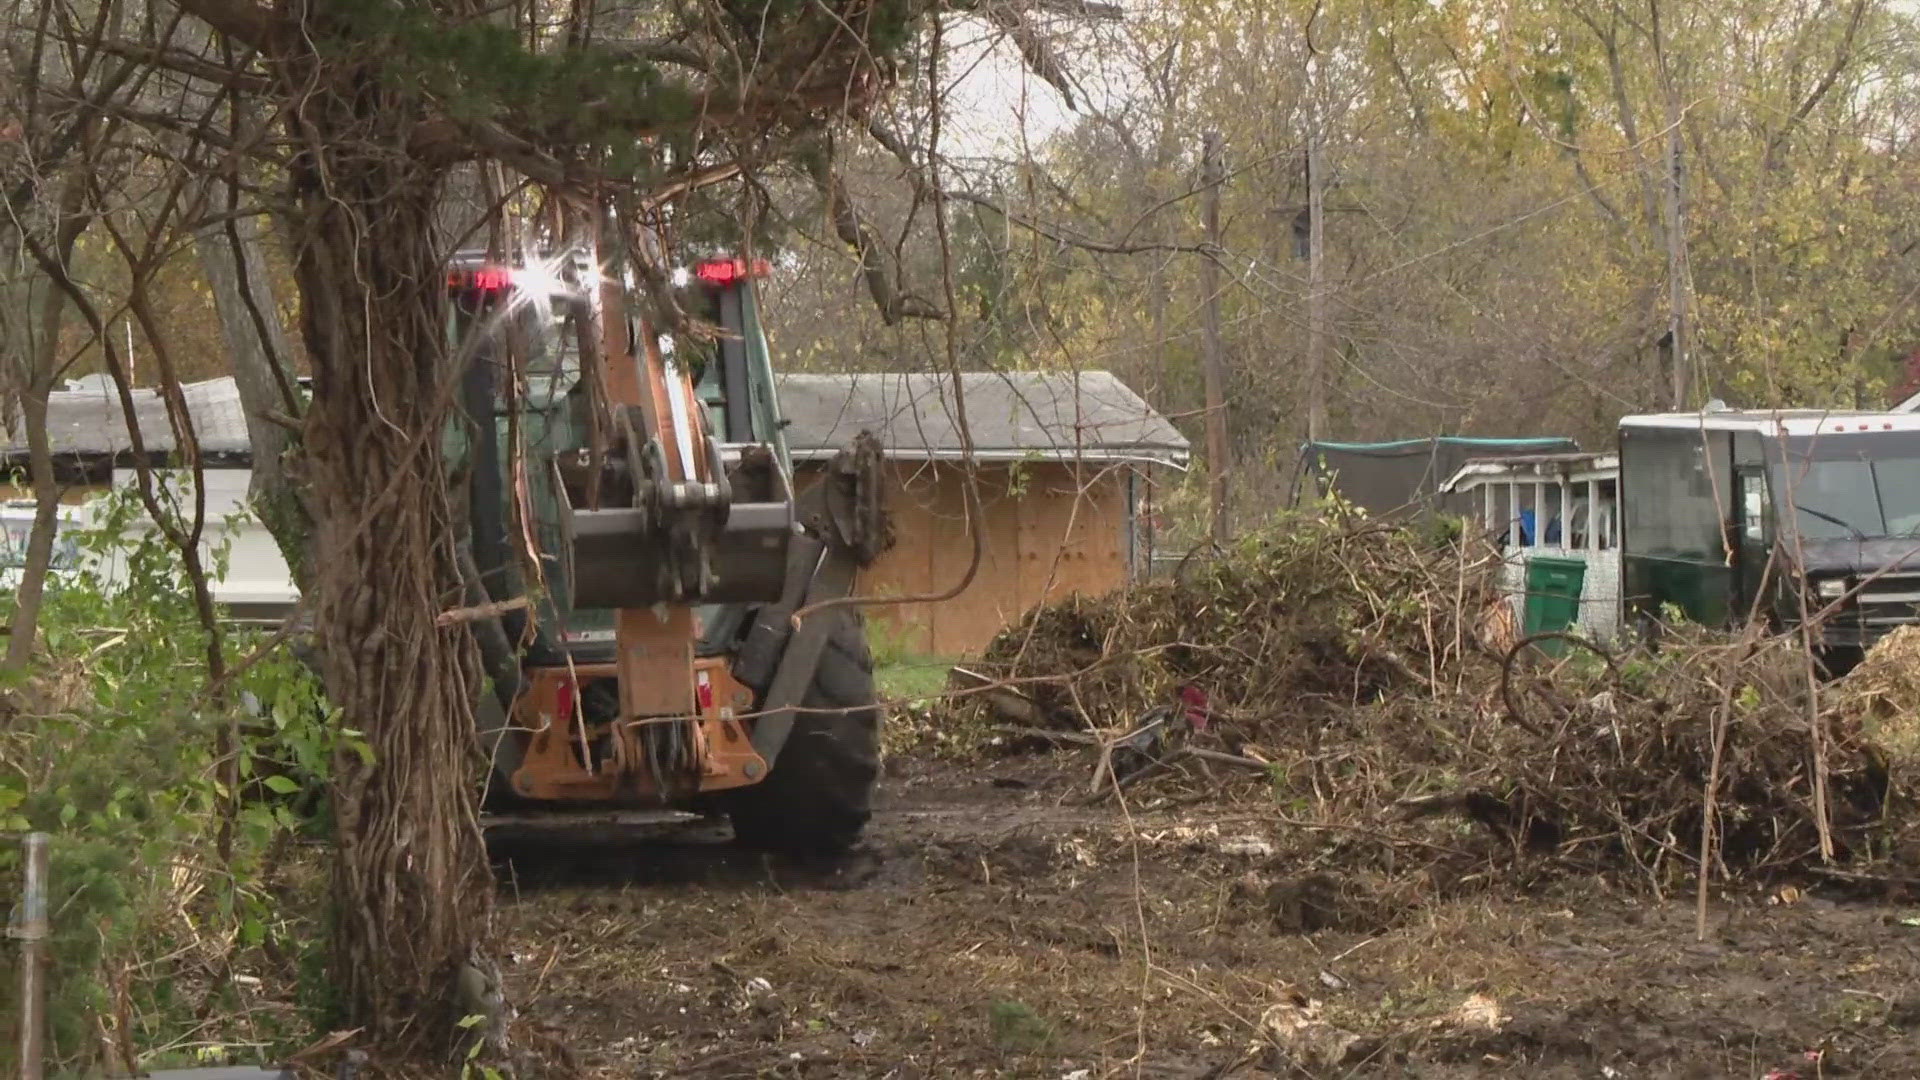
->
491;755;1920;1079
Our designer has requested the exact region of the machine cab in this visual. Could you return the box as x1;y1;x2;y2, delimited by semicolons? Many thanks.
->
446;250;798;664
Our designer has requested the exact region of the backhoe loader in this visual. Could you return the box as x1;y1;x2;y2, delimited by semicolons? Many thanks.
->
447;236;890;856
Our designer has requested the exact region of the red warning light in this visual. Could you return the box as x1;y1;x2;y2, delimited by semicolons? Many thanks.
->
693;258;771;286
447;266;513;293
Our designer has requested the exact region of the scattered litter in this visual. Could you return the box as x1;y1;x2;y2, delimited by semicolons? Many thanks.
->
746;976;773;994
1317;970;1348;991
1449;992;1507;1032
1258;993;1360;1068
1057;836;1099;867
851;1029;877;1048
1217;835;1275;858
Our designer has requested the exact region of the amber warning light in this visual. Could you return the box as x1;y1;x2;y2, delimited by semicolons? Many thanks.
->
693;258;771;286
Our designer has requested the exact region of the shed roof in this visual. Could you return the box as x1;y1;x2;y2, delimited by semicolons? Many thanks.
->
3;374;252;462
776;371;1189;466
8;369;1193;469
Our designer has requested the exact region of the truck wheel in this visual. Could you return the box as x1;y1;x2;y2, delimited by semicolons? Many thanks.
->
728;611;880;858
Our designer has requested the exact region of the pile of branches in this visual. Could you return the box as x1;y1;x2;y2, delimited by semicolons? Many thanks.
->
1436;628;1899;885
968;515;1503;737
955;513;1918;886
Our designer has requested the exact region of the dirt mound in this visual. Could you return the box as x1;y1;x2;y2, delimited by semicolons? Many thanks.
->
953;514;1916;888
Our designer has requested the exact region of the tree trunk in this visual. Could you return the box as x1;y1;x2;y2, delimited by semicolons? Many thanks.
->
7;379;62;671
286;98;488;1048
3;181;87;672
194;174;312;591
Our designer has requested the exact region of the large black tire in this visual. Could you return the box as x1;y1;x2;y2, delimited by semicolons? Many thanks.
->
727;610;881;857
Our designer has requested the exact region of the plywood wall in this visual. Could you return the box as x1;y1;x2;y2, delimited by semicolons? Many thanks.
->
798;460;1132;657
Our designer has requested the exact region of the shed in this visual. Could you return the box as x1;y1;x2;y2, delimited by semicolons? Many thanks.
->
8;371;1191;653
778;371;1190;656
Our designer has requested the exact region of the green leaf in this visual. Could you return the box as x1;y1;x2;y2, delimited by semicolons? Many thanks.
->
262;775;301;795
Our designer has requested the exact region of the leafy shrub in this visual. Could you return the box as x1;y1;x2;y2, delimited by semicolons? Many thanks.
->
0;480;335;1075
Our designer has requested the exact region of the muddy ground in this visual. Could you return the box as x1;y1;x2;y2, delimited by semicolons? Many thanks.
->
490;750;1920;1079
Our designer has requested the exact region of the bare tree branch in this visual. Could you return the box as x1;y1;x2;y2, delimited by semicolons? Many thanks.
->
169;0;287;52
803;134;945;323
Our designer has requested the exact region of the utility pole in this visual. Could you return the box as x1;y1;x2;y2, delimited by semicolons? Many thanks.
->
1305;52;1328;442
1652;0;1691;409
1199;131;1231;545
1660;123;1690;408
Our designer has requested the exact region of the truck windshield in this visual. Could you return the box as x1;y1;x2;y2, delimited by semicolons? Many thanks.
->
1777;452;1920;540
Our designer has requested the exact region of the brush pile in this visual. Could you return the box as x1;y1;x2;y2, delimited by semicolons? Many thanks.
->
955;513;1919;886
971;517;1500;735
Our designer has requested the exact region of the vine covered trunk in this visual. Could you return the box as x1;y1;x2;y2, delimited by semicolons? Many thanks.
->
286;77;487;1047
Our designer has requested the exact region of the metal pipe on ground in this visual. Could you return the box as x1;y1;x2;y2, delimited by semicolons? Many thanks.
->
12;831;49;1080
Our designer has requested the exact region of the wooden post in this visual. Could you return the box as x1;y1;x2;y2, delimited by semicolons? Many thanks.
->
1200;131;1231;544
1587;479;1600;553
1558;477;1571;552
17;832;49;1080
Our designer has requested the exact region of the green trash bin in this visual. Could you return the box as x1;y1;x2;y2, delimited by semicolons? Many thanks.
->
1523;555;1587;655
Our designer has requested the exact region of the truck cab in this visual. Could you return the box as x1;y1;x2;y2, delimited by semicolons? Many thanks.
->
1620;408;1920;660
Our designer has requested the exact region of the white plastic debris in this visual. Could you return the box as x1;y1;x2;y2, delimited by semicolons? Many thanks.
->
1259;996;1359;1067
1451;993;1507;1032
1217;835;1276;858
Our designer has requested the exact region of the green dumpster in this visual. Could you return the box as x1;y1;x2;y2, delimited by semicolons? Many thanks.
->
1523;556;1587;655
